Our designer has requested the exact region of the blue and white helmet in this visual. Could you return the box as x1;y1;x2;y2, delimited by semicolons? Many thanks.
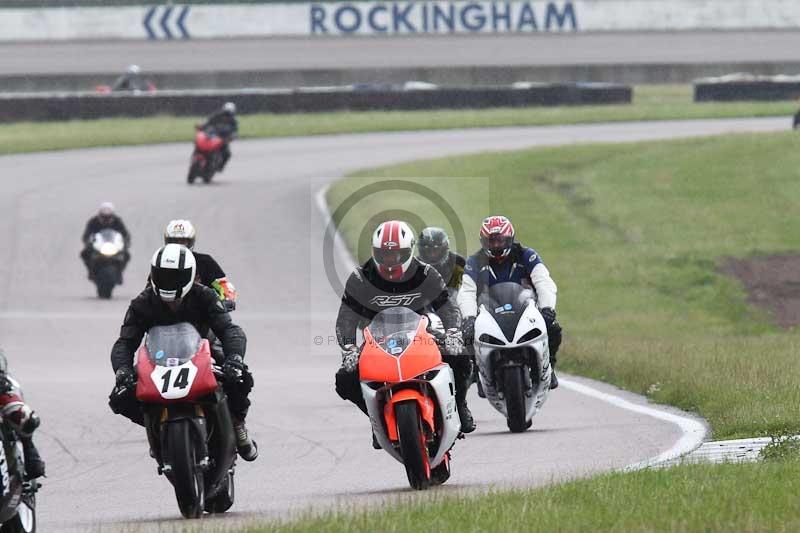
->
150;244;196;302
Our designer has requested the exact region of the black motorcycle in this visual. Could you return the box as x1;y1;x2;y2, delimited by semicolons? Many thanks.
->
88;229;126;299
135;323;237;518
0;423;38;532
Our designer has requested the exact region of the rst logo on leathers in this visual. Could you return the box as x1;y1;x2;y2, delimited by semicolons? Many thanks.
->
369;293;422;307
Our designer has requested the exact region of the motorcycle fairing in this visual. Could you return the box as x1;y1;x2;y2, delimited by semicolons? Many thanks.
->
136;336;218;403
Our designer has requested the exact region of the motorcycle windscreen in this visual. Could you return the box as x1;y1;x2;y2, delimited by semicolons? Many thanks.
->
145;323;203;366
367;307;421;356
478;282;535;342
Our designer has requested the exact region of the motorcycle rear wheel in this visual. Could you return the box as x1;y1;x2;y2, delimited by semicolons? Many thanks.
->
504;366;529;433
395;401;431;490
166;420;205;519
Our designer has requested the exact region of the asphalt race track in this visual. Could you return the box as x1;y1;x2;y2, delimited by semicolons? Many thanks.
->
2;32;800;74
0;117;784;531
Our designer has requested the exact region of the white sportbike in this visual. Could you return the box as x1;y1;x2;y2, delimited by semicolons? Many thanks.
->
473;282;552;432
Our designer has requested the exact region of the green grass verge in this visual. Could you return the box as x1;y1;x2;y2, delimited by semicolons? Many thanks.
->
1;85;795;155
253;455;800;532
329;131;800;440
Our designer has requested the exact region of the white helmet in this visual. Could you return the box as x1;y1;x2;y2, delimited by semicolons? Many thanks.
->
222;102;236;114
164;219;196;250
98;201;115;217
150;244;196;302
372;220;415;281
127;64;141;75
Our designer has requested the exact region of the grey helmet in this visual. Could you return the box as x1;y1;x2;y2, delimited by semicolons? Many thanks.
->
417;227;451;268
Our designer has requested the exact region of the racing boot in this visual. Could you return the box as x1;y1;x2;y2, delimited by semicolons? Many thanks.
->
372;432;381;450
21;437;45;480
233;419;258;462
455;374;475;433
549;355;559;390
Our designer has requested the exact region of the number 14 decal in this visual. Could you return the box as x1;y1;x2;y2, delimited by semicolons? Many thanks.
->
161;367;191;393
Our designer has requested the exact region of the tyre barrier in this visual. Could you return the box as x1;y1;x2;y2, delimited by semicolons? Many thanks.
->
0;83;631;122
694;74;800;102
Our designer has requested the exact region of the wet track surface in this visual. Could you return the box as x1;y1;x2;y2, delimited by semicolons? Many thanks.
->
0;118;785;531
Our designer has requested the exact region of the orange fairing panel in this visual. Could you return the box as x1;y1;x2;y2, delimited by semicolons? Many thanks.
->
359;319;443;382
384;390;436;441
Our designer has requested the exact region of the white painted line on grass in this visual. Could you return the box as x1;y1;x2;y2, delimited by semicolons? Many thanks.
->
315;183;708;470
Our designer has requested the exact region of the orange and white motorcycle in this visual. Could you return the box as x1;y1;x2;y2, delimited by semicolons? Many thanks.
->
359;307;461;490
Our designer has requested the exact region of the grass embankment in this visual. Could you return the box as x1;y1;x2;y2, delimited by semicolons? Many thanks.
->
304;132;800;531
254;459;800;532
2;85;795;155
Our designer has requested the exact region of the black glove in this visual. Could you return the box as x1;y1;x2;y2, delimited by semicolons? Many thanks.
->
111;366;136;399
222;354;246;382
540;307;556;326
462;316;476;345
20;411;40;435
115;366;136;388
223;299;236;312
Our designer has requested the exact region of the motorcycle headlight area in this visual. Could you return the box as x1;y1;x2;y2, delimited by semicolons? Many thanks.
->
100;242;120;256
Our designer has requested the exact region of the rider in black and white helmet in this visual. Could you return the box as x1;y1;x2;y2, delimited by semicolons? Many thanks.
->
109;244;258;461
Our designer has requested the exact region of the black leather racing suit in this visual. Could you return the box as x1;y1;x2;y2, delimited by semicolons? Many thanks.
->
334;258;470;413
109;284;252;425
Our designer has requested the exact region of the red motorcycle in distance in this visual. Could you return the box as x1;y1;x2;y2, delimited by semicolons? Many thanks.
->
187;126;227;185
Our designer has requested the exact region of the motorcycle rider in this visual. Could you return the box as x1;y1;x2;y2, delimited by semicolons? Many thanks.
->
201;102;238;172
111;64;148;93
458;215;563;389
108;244;257;461
416;227;466;298
80;202;131;281
0;350;45;480
162;219;237;307
335;220;475;434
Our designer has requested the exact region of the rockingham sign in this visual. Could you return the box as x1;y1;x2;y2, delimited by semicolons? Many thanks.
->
309;1;577;35
2;0;800;41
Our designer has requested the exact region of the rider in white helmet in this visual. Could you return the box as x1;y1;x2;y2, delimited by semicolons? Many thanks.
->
112;64;147;92
81;202;131;280
109;244;258;461
202;102;238;171
334;220;475;436
163;219;237;307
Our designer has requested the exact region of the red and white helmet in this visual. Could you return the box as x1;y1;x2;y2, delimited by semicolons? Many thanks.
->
480;215;515;260
372;220;415;281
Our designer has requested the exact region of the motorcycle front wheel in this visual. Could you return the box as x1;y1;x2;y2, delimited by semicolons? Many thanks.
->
395;401;431;490
1;493;36;533
166;420;205;519
504;366;529;433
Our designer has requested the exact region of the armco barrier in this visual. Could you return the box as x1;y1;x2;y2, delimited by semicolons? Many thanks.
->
8;62;800;93
0;84;631;122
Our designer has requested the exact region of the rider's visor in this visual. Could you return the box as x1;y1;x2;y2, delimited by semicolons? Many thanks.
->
373;247;411;268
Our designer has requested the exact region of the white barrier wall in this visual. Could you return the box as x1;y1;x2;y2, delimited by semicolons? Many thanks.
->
2;0;800;41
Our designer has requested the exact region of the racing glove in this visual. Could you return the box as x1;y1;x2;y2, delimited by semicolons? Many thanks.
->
444;328;464;356
110;366;136;400
540;307;557;326
340;344;360;373
223;354;246;382
462;316;476;346
425;313;446;340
